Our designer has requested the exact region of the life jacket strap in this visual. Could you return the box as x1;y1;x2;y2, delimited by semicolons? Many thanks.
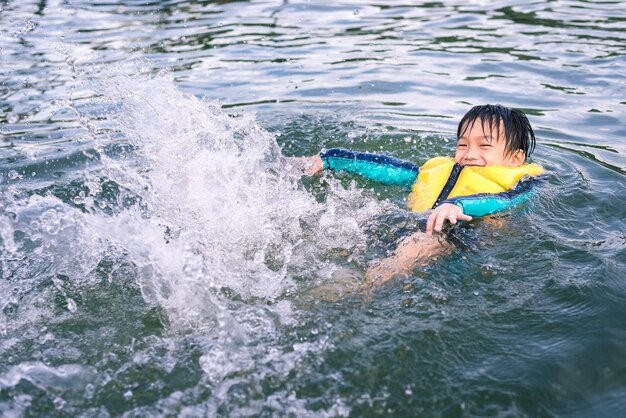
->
432;163;464;208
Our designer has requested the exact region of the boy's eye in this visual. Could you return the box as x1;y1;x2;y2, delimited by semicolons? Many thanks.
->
480;144;492;148
457;144;467;148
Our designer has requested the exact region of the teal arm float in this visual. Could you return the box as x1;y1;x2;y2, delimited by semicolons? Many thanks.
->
320;148;419;188
443;177;543;218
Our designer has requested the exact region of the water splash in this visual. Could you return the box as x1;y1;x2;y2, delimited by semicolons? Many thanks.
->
6;113;20;124
0;68;384;414
93;70;374;304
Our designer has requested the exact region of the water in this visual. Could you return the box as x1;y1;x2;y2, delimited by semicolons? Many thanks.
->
1;1;625;416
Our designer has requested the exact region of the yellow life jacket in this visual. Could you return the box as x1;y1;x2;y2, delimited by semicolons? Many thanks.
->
407;157;544;212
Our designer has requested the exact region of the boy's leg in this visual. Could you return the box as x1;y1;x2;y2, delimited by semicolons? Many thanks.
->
364;232;452;287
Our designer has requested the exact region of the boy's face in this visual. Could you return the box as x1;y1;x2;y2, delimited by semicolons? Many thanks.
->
454;118;524;167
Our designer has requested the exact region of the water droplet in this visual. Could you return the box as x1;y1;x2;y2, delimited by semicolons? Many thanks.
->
85;384;95;400
53;397;66;410
123;390;133;400
73;191;86;204
7;112;19;123
67;298;77;313
353;8;360;16
8;170;19;180
403;136;412;143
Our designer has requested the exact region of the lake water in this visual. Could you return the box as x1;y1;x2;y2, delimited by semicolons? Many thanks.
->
1;1;625;416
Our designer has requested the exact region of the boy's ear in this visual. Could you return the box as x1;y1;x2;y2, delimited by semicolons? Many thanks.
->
509;150;525;166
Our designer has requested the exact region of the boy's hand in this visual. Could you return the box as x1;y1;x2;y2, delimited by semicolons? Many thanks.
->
296;154;324;175
426;203;472;235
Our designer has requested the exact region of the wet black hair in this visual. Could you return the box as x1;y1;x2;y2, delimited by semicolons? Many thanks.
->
456;104;536;161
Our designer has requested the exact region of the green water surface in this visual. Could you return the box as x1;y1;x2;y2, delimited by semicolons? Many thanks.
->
1;1;625;417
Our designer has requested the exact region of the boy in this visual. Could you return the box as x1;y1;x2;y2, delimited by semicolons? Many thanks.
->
298;104;544;286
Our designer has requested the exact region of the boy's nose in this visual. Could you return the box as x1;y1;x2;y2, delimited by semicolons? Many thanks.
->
463;149;479;160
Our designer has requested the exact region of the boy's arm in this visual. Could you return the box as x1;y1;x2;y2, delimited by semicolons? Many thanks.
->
319;148;419;188
442;177;541;218
426;177;542;234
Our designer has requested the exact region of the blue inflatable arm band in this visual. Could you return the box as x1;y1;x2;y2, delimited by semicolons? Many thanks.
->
320;148;419;188
443;177;543;218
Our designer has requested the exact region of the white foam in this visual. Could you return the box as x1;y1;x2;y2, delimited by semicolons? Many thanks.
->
0;362;97;393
